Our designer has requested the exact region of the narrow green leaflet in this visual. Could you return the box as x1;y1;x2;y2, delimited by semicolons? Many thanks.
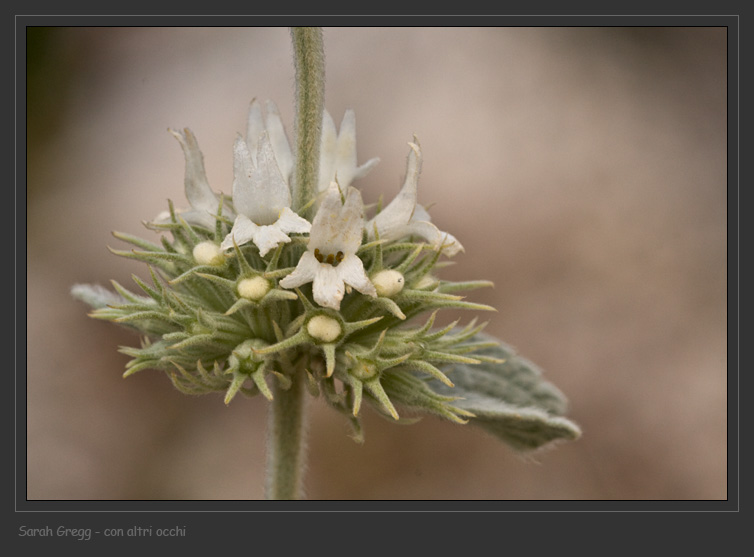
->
429;332;581;451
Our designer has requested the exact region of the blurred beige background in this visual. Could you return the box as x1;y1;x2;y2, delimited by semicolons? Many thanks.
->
26;26;728;500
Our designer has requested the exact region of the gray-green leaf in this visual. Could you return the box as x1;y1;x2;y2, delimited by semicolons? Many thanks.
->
431;333;581;451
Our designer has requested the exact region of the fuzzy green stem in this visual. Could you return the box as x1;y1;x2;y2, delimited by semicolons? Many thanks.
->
265;368;308;500
290;27;325;219
263;25;324;502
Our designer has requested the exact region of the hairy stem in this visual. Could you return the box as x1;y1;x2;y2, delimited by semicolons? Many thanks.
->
265;367;308;500
262;26;324;502
290;27;325;219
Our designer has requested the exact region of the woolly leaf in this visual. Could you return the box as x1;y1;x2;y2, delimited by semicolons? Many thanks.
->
431;332;581;451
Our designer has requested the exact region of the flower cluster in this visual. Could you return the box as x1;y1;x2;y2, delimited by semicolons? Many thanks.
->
74;99;499;441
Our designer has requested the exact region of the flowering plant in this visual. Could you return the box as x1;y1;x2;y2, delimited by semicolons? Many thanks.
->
72;28;579;499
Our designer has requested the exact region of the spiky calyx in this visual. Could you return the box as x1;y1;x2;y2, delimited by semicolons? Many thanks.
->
81;199;496;441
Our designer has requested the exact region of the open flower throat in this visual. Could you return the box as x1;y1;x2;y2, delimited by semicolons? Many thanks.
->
314;249;344;266
80;99;496;437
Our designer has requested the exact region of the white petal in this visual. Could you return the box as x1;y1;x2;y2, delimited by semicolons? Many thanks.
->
309;183;365;255
276;207;312;235
333;109;359;187
368;141;421;240
338;187;367;254
318;109;379;191
318;110;338;192
231;136;257;216
264;100;294;182
252;133;292;215
221;214;258;251
351;156;380;182
309;182;344;248
179;209;220;230
406;219;464;256
232;134;290;226
411;203;431;223
245;100;293;183
311;264;346;310
153;208;216;229
253;223;294;257
279;251;320;289
153;210;172;224
169;128;217;212
334;110;380;187
245;99;265;159
168;127;223;229
336;255;377;298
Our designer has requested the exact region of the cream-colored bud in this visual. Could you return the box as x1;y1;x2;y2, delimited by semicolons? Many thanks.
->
371;269;405;298
237;276;271;301
192;241;224;266
306;315;342;343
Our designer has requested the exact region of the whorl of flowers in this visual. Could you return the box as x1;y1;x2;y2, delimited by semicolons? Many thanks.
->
73;99;503;441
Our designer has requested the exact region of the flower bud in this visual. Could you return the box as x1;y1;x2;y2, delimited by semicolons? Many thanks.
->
371;269;405;298
306;315;342;343
237;276;271;301
192;241;225;266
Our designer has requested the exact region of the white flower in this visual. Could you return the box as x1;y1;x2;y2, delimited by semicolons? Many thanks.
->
154;101;378;234
154;128;231;229
280;182;377;310
220;133;311;256
367;140;463;256
318;109;379;192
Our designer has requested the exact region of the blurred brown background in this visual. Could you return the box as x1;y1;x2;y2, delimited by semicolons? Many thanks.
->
26;26;728;500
